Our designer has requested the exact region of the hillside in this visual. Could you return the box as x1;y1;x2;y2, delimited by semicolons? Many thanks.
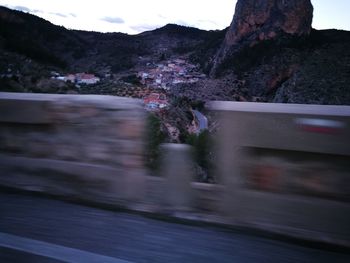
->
197;0;350;105
0;6;216;72
1;4;350;105
186;29;350;104
0;6;217;92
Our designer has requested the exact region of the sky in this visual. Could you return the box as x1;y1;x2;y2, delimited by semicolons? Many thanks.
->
0;0;349;34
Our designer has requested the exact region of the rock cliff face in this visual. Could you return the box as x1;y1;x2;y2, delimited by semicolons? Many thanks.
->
211;0;313;75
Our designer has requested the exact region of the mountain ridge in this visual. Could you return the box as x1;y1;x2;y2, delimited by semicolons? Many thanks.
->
1;5;350;105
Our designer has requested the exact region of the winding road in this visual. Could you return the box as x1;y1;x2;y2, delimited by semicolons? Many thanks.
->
193;110;208;133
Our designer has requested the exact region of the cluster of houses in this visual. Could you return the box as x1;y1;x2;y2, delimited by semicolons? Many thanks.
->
143;92;169;111
137;59;206;90
52;72;100;85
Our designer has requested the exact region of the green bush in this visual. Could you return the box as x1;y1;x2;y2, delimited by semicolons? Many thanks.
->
145;114;166;172
185;130;214;182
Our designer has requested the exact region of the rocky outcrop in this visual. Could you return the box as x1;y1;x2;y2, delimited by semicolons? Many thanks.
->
211;0;313;75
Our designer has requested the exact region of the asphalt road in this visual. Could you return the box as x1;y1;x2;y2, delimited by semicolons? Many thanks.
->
193;110;208;132
0;191;348;263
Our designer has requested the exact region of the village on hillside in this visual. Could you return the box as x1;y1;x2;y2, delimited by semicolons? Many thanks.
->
49;57;207;112
137;58;206;111
137;58;206;90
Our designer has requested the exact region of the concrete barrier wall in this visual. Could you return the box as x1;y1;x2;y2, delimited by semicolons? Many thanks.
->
0;92;146;204
210;101;350;246
0;92;218;212
1;92;350;246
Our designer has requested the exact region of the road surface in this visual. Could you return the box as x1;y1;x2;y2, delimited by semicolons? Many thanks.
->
193;110;208;133
0;191;348;263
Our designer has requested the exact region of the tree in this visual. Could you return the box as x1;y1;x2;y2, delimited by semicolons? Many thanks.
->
145;114;166;172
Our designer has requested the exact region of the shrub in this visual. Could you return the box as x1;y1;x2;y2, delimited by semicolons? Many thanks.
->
145;114;166;172
185;130;215;182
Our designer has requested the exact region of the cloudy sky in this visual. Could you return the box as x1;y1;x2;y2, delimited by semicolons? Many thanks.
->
0;0;349;34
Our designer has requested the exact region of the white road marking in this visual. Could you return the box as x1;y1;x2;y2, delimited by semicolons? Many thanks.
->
295;118;345;128
0;232;133;263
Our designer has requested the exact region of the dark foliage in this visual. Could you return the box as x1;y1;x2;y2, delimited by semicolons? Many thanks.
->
119;74;141;85
215;29;350;76
152;24;209;39
189;29;227;73
0;19;67;67
185;130;215;182
145;114;167;172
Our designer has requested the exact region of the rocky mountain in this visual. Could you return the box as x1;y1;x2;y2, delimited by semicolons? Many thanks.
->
210;0;313;75
191;0;350;105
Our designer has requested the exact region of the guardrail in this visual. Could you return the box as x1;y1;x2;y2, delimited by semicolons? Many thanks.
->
210;101;350;246
0;92;146;203
1;92;349;246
